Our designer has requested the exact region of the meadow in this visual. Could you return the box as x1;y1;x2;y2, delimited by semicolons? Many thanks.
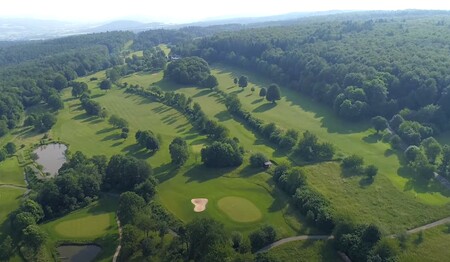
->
41;196;119;262
0;157;25;186
0;187;25;234
268;239;340;261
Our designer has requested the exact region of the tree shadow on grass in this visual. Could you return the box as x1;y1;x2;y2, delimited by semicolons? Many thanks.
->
384;148;395;157
87;197;117;215
152;105;172;114
154;163;179;183
101;133;121;141
359;177;374;188
183;165;238;182
239;165;261;177
362;133;381;144
192;89;212;98
214;111;232;122
96;127;116;135
399;165;450;197
253;102;276;113
121;144;155;159
251;98;264;104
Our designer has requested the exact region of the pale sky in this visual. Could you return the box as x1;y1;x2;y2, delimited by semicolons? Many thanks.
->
1;0;450;23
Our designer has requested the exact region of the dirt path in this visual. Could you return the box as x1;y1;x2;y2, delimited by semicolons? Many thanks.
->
112;215;122;262
256;235;334;253
256;216;450;254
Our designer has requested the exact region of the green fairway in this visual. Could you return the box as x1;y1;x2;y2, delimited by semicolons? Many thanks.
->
217;196;262;222
0;157;25;186
0;187;25;233
398;225;450;262
42;196;118;262
54;214;111;238
268;240;340;262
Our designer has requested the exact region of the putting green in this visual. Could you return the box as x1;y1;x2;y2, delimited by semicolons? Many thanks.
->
53;214;111;238
217;196;262;222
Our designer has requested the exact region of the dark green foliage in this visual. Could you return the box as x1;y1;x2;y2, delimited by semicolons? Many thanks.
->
296;131;335;162
365;165;378;179
259;87;267;97
185;218;229;261
238;75;248;88
4;142;15;155
389;134;402;150
99;79;112;90
202;75;219;89
104;154;152;192
274;167;307;195
118;192;146;225
169;137;190;166
439;145;450;178
0;236;13;261
254;252;281;262
421;137;442;163
53;74;68;91
249;225;277;251
134;177;158;202
266;84;281;103
22;225;47;251
19;199;44;223
0;149;6;162
341;155;365;174
135;130;160;152
249;152;269;168
80;96;103;116
106;68;121;82
120;224;140;259
108;114;129;128
201;140;243;167
404;146;421;162
71;81;89;97
371;116;388;133
164;56;211;85
28;112;57;132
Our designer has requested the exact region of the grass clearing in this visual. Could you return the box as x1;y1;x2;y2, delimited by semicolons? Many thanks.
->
0;157;25;186
398;225;450;262
42;196;118;262
217;196;262;222
268;240;340;262
0;187;25;235
209;64;450;229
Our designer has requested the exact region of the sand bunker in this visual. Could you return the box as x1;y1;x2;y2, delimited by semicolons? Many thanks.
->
191;198;208;212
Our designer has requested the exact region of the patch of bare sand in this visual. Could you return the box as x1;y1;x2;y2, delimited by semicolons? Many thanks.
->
191;198;208;212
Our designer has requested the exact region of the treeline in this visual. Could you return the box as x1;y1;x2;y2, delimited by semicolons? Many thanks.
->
125;46;167;73
221;91;335;162
0;151;157;260
126;85;244;168
174;12;450;134
164;56;218;89
0;31;133;137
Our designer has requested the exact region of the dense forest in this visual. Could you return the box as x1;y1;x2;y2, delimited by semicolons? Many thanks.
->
172;11;450;142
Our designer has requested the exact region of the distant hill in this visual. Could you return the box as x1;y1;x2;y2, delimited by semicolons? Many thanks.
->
86;20;166;33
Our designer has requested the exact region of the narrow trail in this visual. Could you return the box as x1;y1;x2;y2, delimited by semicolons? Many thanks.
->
256;216;450;253
112;216;123;262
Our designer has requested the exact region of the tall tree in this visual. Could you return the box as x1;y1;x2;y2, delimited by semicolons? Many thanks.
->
371;116;388;134
266;84;281;103
238;75;248;89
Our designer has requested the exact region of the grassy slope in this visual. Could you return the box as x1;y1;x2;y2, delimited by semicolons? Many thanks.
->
398;224;450;262
209;64;450;228
49;71;312;237
0;187;25;235
41;196;118;262
268;240;340;262
0;157;25;186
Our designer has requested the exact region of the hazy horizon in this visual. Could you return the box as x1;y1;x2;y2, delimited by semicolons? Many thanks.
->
2;0;450;24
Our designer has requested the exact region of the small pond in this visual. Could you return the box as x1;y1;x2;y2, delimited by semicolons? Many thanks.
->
33;143;67;176
57;244;102;262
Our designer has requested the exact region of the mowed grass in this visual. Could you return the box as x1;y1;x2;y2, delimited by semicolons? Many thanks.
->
217;196;263;222
42;196;118;262
210;64;450;227
0;187;25;233
0;157;25;186
54;214;111;238
398;224;450;262
49;70;312;237
268;240;340;262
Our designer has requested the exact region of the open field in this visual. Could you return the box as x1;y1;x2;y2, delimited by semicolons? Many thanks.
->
398;224;450;262
0;187;25;234
267;239;340;261
217;196;262;222
42;196;118;262
0;157;25;186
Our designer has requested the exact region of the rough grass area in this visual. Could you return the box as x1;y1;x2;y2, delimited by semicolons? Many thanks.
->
398;225;450;262
0;187;25;234
0;157;25;186
42;196;118;262
217;196;262;222
268;240;340;262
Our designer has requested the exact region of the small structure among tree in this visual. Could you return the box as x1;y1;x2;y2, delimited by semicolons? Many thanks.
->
263;161;273;168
